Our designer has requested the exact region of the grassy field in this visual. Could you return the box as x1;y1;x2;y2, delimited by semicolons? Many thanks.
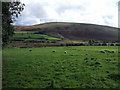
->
13;31;61;41
2;46;119;88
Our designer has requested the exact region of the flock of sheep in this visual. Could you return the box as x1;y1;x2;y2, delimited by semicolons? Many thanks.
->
28;49;68;54
52;49;116;54
28;49;116;54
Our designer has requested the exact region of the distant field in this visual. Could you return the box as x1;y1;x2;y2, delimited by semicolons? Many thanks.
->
13;31;61;41
2;46;119;88
14;31;37;34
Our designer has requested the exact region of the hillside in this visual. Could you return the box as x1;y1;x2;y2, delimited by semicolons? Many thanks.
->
14;22;119;42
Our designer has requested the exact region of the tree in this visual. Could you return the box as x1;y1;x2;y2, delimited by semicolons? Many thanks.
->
2;1;25;46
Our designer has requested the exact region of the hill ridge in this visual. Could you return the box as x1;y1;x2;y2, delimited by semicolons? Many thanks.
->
14;22;119;42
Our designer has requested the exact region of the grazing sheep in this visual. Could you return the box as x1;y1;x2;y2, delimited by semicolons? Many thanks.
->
99;51;106;53
52;50;56;52
64;51;67;54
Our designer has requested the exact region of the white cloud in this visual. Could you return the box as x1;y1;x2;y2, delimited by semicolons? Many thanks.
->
13;0;119;27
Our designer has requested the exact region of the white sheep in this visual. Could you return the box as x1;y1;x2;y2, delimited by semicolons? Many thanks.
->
64;51;67;54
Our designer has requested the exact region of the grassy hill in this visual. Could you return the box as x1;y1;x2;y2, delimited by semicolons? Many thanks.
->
14;22;119;42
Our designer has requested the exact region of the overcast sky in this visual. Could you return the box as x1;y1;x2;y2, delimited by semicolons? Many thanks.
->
13;0;119;27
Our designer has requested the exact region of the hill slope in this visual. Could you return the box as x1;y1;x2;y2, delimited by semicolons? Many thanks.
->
14;22;119;42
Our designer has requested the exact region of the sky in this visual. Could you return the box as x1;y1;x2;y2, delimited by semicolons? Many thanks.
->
13;0;119;27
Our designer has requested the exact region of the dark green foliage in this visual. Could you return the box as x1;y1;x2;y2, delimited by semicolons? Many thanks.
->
108;74;120;81
110;43;115;46
88;40;95;46
2;1;25;46
102;43;107;46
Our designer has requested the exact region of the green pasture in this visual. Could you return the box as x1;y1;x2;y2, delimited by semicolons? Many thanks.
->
13;33;60;40
14;31;37;34
2;46;119;88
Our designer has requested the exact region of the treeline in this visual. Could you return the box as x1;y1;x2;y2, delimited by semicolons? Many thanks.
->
10;41;120;48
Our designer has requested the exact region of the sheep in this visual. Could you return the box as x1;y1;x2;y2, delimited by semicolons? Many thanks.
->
64;51;67;54
52;50;56;53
